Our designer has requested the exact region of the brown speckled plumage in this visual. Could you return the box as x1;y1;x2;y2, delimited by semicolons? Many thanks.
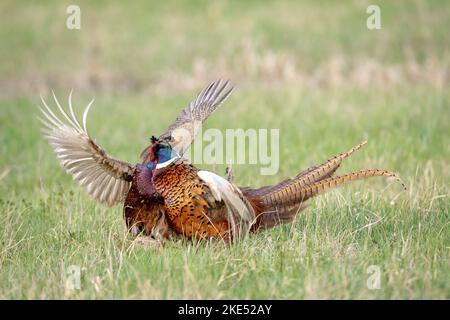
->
123;164;170;240
152;160;231;240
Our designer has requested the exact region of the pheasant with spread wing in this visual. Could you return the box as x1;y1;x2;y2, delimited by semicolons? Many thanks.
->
41;80;404;244
39;79;233;242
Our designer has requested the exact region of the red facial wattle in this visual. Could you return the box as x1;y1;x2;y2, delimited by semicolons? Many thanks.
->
148;145;158;174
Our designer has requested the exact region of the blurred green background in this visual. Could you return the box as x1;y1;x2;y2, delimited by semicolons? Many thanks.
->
0;0;448;299
1;0;449;97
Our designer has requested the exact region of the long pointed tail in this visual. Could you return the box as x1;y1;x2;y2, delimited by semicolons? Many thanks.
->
264;168;404;208
243;141;405;231
250;140;367;198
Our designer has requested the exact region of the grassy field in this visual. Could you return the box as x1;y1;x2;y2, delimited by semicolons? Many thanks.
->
0;1;449;299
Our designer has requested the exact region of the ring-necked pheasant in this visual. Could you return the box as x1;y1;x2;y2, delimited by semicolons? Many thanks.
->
39;79;234;242
147;137;404;243
40;79;404;244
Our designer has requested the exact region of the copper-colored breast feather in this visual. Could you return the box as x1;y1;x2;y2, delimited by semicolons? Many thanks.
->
152;161;231;240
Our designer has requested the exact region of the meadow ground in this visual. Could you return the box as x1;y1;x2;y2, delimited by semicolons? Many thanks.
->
0;1;449;299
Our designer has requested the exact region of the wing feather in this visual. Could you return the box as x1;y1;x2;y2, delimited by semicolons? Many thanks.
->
197;170;255;240
140;79;234;161
40;93;134;206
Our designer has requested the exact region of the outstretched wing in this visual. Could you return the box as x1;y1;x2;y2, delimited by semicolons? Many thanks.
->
140;79;234;162
197;170;256;240
39;92;134;207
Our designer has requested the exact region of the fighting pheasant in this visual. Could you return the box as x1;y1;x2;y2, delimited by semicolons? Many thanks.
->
40;79;403;244
147;136;404;242
39;79;234;242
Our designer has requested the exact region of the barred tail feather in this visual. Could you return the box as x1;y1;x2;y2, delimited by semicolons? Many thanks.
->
264;168;404;208
243;141;405;233
255;140;367;201
247;168;404;232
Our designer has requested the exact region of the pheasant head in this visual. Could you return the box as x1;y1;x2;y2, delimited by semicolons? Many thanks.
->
146;136;180;173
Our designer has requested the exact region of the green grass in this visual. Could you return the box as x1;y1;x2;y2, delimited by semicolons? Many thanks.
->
0;1;449;299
